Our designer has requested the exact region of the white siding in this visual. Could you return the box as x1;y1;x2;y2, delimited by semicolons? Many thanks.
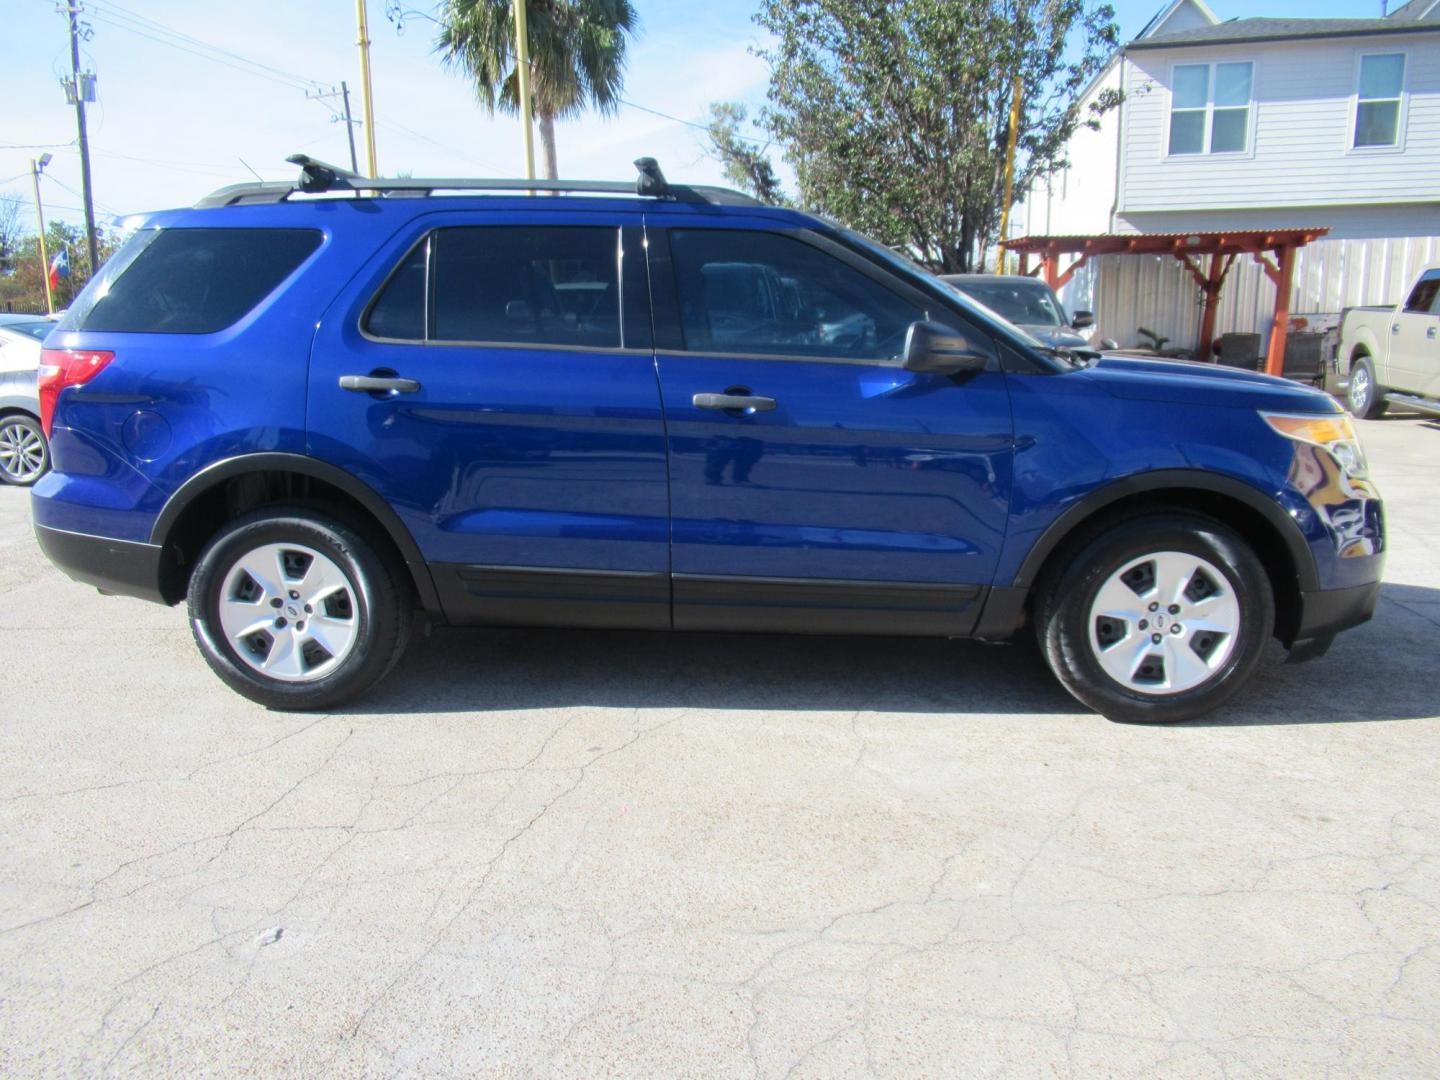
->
1119;32;1440;212
1117;202;1440;239
1092;234;1440;352
1017;61;1123;237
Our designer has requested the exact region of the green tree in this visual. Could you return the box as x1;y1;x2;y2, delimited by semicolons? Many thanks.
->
754;0;1119;271
437;0;639;180
0;219;120;312
704;103;788;205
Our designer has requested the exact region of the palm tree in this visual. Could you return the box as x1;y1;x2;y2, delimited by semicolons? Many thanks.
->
438;0;638;180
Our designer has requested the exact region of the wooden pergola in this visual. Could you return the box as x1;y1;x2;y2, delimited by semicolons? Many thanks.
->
1000;229;1329;376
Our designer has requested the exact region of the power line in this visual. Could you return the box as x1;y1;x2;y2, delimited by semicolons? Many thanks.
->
619;98;771;148
43;172;121;217
85;3;324;93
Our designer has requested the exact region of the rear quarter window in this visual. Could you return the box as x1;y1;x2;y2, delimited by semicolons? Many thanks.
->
62;228;322;334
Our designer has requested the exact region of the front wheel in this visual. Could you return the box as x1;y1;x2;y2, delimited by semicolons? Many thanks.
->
1036;514;1274;723
0;414;50;486
188;507;412;710
1347;357;1387;419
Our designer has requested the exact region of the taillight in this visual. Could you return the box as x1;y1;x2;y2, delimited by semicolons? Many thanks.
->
38;348;114;437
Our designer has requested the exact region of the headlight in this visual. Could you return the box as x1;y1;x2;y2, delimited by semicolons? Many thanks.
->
1261;411;1369;479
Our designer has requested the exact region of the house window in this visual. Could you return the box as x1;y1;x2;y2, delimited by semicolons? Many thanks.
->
1355;53;1405;148
1168;61;1253;155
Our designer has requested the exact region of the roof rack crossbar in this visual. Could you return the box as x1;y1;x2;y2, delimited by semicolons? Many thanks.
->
195;153;762;209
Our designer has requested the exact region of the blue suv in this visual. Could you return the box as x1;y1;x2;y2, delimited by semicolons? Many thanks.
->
32;156;1383;722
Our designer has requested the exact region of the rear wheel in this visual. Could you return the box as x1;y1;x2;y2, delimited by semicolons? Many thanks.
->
188;507;412;709
1347;357;1387;419
1037;514;1274;723
0;414;49;486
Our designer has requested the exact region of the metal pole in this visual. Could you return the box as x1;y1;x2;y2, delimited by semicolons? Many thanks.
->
355;0;379;177
997;72;1023;274
30;161;54;315
340;81;360;175
65;2;99;276
513;0;536;180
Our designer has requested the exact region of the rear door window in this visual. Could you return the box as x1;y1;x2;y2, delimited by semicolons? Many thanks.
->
431;226;620;347
362;226;623;349
63;228;322;334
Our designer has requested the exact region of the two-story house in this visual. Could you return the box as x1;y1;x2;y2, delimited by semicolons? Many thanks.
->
1017;0;1440;356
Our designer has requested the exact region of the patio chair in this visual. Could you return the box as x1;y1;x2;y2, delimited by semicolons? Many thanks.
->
1216;333;1262;370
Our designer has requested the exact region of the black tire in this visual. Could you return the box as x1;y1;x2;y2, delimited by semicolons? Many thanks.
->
187;506;412;710
0;413;50;486
1035;513;1274;724
1347;356;1388;419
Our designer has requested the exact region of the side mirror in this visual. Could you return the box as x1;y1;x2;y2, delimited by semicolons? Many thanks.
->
902;321;990;375
1072;310;1095;330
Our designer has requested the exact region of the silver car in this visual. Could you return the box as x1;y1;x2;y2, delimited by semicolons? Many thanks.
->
0;314;57;486
940;274;1095;350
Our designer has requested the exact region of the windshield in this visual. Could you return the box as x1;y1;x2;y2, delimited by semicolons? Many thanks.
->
946;279;1067;327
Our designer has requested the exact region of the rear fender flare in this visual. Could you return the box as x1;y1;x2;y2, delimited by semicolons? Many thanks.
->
150;452;441;613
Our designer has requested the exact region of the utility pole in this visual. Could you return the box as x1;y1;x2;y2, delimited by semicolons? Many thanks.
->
340;81;359;175
354;0;379;177
306;82;361;174
997;72;1023;275
513;0;536;180
30;156;55;315
60;1;99;277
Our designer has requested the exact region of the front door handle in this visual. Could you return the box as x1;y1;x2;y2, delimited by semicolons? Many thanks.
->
340;374;421;394
1427;326;1437;340
693;392;776;412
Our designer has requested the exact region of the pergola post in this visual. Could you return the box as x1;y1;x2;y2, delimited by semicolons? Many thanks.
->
1263;244;1296;377
1041;252;1059;290
1196;253;1228;362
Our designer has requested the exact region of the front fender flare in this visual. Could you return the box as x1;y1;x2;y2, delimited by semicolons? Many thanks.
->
1011;468;1319;593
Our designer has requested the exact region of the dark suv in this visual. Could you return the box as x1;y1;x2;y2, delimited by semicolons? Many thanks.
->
32;157;1383;721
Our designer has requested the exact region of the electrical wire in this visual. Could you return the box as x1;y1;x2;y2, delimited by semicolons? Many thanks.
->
85;4;323;93
619;98;771;148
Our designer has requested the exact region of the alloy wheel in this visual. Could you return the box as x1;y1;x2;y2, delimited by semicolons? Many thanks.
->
1087;551;1241;696
217;542;360;682
0;420;46;484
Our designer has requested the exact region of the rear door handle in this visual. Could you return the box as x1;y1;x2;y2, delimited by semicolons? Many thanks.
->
1427;326;1437;340
693;392;776;412
339;374;421;394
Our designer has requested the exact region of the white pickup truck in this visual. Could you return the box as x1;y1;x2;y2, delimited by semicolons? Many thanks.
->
1339;266;1440;418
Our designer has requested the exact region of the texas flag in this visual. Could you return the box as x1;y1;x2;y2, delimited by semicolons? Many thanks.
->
48;248;70;291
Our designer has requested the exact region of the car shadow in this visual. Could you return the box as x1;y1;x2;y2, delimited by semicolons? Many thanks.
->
349;582;1440;727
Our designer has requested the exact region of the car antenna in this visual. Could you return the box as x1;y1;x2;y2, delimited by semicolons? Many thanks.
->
285;153;361;193
634;157;670;198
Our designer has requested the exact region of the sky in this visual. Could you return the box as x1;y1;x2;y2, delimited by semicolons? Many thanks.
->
1;0;1397;232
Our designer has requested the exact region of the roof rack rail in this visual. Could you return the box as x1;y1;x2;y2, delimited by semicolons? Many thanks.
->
195;153;763;209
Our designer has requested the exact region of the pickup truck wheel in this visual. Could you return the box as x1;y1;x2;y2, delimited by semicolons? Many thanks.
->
1347;358;1387;419
1036;514;1274;724
187;507;412;710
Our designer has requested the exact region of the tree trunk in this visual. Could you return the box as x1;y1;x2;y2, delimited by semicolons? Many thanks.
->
538;111;559;180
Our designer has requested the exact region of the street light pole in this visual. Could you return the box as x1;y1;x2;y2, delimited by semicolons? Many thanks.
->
30;157;54;316
355;0;379;177
513;0;536;180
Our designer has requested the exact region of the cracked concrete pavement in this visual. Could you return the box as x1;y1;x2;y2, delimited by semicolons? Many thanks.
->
1;415;1438;1078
